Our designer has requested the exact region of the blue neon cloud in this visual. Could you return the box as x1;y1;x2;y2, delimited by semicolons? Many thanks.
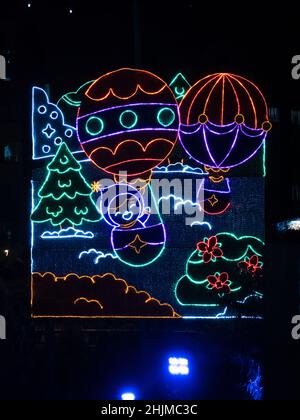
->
78;248;118;263
41;227;94;239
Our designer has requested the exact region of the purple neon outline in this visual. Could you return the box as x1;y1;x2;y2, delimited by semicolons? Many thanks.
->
80;127;178;145
180;122;238;136
240;125;265;138
111;222;166;252
219;128;239;167
204;178;231;194
77;102;179;120
203;126;217;167
179;124;267;169
179;123;202;135
205;125;237;136
180;121;264;136
207;120;239;128
114;240;165;251
180;120;237;135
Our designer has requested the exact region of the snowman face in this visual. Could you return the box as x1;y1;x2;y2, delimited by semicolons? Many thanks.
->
100;184;144;228
76;68;179;176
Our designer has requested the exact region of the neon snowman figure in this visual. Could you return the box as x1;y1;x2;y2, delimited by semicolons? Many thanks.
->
99;183;166;267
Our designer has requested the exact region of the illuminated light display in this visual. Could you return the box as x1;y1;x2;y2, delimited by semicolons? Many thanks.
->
119;110;138;129
204;166;229;183
98;183;166;267
168;357;189;375
74;297;104;310
121;392;136;401
32;87;83;160
91;180;102;193
85;116;105;136
175;233;264;310
179;73;271;169
31;68;266;319
277;219;300;231
56;80;94;127
31;272;180;318
76;68;179;177
198;176;231;215
31;142;101;230
238;255;263;277
169;73;191;100
153;162;207;175
190;221;212;230
41;227;94;239
158;194;203;219
78;249;117;263
157;107;176;127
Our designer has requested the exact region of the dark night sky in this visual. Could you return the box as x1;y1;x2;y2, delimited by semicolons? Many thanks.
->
1;0;298;106
1;0;299;222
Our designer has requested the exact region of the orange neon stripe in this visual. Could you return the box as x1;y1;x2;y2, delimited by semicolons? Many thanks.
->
31;272;179;318
74;297;104;309
186;74;220;124
229;74;257;128
85;68;171;101
88;138;174;156
86;84;167;101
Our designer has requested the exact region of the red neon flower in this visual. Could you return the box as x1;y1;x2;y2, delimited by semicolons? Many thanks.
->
207;272;231;294
238;254;263;277
196;236;223;263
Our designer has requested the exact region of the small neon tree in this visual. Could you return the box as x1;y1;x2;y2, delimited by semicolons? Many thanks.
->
31;142;101;229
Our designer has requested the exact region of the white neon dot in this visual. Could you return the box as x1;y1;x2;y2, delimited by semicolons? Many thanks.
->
38;105;47;114
50;111;58;120
42;145;51;154
54;137;62;146
65;129;73;138
121;392;135;400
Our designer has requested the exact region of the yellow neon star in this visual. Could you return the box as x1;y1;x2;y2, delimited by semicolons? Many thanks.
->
128;234;147;254
91;181;101;193
208;194;219;207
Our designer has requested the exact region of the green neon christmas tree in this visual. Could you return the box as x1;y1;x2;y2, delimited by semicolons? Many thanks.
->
31;142;101;228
